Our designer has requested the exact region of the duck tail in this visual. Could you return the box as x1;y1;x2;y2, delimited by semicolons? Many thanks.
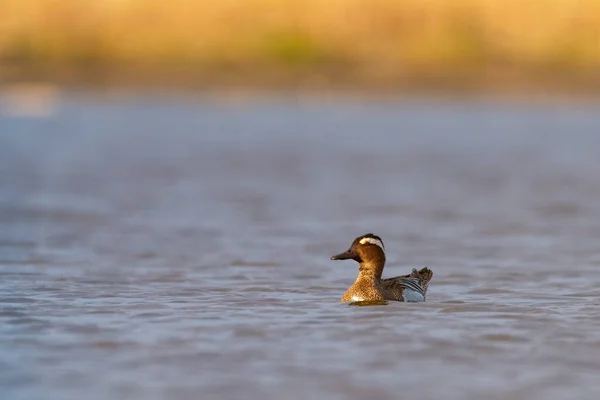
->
417;267;433;285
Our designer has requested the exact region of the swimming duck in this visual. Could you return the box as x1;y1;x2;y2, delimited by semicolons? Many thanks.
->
331;233;433;303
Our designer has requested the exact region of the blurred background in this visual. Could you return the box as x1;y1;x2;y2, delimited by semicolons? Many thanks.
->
1;0;600;92
2;1;600;400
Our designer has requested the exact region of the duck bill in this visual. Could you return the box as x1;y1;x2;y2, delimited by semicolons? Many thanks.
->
331;249;357;260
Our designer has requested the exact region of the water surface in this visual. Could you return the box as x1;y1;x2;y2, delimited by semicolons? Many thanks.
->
2;94;600;400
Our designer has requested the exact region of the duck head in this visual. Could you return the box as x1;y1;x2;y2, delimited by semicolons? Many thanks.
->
330;233;386;265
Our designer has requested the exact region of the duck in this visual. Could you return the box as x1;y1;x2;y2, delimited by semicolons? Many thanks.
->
331;233;433;303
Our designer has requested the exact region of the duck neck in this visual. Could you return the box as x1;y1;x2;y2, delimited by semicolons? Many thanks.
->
357;256;385;282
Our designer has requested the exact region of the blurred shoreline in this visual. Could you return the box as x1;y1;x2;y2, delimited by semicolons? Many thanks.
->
2;0;600;96
2;67;600;99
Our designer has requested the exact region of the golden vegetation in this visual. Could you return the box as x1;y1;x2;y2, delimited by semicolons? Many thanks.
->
1;0;599;90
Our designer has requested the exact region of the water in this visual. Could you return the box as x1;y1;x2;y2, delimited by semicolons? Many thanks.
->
2;94;600;400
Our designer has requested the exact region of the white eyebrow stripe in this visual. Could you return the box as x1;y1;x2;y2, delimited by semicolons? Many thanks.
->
359;237;385;252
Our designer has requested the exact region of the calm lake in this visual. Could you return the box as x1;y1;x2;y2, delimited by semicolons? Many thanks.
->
2;93;600;400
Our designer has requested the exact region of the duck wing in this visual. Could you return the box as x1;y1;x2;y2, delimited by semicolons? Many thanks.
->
382;267;433;302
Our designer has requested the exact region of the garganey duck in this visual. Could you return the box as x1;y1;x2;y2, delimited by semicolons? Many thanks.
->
331;233;433;303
